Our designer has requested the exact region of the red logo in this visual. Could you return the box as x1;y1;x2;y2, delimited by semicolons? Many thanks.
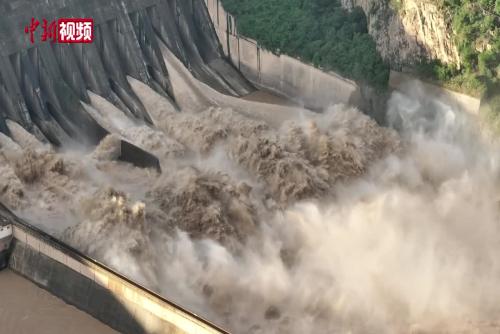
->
24;18;94;44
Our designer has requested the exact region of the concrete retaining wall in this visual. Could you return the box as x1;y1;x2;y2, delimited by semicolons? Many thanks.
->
7;220;227;334
389;71;481;115
204;0;359;110
204;0;482;116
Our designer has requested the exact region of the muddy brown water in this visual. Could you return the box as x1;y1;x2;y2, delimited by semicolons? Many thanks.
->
0;270;117;334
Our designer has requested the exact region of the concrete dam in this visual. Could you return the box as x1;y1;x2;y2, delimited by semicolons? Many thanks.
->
0;0;498;333
0;0;253;146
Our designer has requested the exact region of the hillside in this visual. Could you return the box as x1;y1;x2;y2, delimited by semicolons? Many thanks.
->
220;0;499;102
220;0;390;90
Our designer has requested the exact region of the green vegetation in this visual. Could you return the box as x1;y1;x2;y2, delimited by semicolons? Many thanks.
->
220;0;390;90
481;94;500;134
418;0;499;99
389;0;403;11
220;0;498;111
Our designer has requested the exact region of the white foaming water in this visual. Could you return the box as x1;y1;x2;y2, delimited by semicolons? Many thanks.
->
0;45;498;333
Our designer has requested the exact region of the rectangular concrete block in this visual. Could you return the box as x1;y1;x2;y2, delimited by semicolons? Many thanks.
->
30;251;53;286
79;262;95;281
51;247;67;265
8;240;25;272
217;1;227;32
107;275;126;296
110;295;145;334
116;293;138;316
26;234;40;252
66;255;81;273
46;259;91;308
12;227;27;244
239;38;258;71
122;284;140;305
39;240;54;258
22;246;41;278
133;306;165;334
207;0;217;26
86;282;115;318
228;35;239;68
94;268;109;288
140;295;164;319
259;49;281;88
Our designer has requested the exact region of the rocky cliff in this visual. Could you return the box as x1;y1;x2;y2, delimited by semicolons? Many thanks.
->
341;0;460;69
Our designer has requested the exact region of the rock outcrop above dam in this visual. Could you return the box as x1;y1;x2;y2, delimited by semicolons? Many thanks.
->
0;0;253;147
340;0;460;69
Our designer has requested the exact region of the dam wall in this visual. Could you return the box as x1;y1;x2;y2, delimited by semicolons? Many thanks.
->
0;0;253;148
204;0;482;116
204;0;360;110
2;205;227;334
389;71;481;115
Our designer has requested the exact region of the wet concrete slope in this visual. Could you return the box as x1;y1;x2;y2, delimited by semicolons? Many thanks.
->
0;0;253;147
0;202;228;334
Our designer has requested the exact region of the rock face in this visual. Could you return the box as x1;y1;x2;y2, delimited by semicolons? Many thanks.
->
341;0;460;69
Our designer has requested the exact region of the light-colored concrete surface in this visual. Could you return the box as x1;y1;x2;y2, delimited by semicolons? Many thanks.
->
242;90;296;106
0;270;117;334
389;71;481;115
207;0;482;116
207;0;359;109
10;224;228;334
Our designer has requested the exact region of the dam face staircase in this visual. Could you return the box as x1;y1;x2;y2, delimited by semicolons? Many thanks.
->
0;0;253;147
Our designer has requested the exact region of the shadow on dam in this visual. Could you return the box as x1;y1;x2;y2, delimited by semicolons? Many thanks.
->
0;0;254;147
0;203;146;333
1;202;229;334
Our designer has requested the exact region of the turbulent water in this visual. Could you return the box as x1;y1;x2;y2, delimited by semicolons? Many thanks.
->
1;48;499;333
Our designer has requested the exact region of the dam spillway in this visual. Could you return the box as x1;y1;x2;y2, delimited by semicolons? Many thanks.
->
0;0;253;147
0;0;497;333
